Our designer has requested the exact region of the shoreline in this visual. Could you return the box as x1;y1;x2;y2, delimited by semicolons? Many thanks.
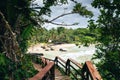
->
28;43;76;53
27;43;95;63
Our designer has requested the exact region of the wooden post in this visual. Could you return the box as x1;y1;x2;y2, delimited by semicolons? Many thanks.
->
86;70;89;80
66;60;68;75
81;63;87;80
50;63;55;80
55;57;58;66
66;59;70;75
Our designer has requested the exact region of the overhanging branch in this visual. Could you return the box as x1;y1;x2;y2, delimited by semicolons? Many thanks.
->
50;12;76;22
43;12;79;26
48;22;78;26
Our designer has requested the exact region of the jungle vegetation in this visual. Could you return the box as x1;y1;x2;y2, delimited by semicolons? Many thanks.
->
0;0;93;79
0;0;120;80
90;0;120;80
28;27;99;46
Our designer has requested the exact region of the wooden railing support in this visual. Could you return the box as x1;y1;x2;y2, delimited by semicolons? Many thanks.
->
50;63;55;80
66;59;70;75
54;57;58;66
54;56;102;80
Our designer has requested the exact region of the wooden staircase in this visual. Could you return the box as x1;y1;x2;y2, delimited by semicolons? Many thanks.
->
32;62;70;80
29;56;102;80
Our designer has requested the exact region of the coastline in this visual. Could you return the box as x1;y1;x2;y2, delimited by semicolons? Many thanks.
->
27;43;76;52
27;43;95;63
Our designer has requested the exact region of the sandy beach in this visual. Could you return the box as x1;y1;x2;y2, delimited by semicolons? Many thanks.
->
28;43;76;53
28;43;95;63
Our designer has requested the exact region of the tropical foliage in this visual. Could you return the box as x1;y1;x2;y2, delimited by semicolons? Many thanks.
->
0;0;93;79
89;0;120;80
30;27;98;46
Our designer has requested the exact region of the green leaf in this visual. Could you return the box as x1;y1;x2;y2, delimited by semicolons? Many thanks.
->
21;25;35;40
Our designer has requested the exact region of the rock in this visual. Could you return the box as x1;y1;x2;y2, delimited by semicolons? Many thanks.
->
45;49;49;51
50;48;54;51
41;46;46;49
59;48;67;52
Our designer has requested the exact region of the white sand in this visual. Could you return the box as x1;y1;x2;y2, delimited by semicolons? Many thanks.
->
28;43;76;52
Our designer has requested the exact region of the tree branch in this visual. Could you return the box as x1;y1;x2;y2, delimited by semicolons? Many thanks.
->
43;12;79;26
49;12;76;22
70;0;78;4
47;21;78;26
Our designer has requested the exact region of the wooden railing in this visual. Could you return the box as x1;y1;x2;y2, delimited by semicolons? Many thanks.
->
54;56;66;74
30;56;102;80
29;57;55;80
66;58;83;79
81;61;102;80
54;56;102;80
55;56;83;79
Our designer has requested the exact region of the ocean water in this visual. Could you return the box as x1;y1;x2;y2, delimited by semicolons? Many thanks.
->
42;45;96;63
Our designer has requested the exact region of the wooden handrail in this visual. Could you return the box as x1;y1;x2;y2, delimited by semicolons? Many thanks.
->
55;56;82;79
29;62;55;80
82;61;102;80
30;56;102;80
54;56;102;80
55;56;67;74
68;58;82;69
66;58;83;79
55;56;66;63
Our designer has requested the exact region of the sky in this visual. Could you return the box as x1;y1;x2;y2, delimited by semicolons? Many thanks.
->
34;0;100;29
